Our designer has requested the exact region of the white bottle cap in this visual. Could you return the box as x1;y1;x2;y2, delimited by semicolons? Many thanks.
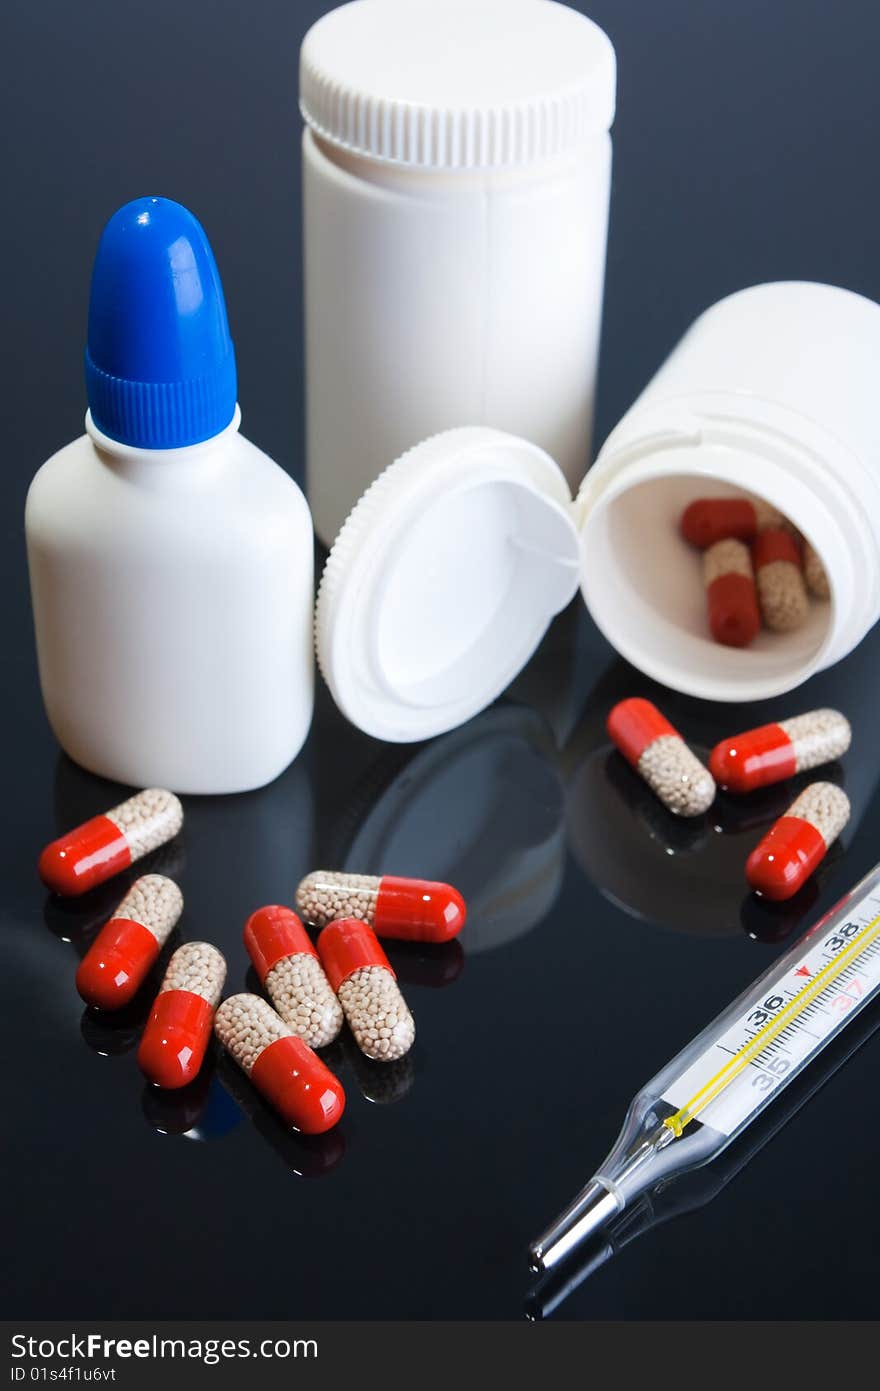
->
300;0;616;170
316;427;581;741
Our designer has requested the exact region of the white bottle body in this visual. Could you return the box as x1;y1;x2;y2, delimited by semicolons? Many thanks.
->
577;282;880;702
26;412;314;794
303;130;612;544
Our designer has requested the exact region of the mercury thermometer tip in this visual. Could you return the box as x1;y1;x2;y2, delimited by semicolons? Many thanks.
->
528;1180;620;1274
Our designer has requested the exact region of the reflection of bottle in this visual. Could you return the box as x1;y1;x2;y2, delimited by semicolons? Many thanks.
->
384;939;464;990
526;995;880;1319
563;640;880;939
319;704;566;955
215;1055;345;1178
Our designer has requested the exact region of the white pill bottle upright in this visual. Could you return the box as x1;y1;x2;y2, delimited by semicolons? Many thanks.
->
300;0;616;544
577;282;880;702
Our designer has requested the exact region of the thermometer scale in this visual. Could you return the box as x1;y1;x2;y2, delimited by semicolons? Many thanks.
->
530;861;880;1272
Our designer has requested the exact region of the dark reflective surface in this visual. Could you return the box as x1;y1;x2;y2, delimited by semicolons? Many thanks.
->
4;0;880;1321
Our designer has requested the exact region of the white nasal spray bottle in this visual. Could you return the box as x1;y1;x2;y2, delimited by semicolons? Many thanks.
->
26;196;314;794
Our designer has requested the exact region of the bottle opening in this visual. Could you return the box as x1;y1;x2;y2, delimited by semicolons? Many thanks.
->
580;474;834;702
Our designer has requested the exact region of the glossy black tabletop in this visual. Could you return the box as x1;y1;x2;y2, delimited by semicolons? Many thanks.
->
3;0;880;1321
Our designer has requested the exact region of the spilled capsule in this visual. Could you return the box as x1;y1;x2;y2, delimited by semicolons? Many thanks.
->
296;871;466;943
244;905;343;1049
746;782;850;901
39;788;183;896
76;875;182;1009
606;698;715;817
214;994;345;1135
138;941;226;1089
709;709;851;794
317;918;416;1062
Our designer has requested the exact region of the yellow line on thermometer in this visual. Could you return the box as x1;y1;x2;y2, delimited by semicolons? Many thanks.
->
663;912;880;1137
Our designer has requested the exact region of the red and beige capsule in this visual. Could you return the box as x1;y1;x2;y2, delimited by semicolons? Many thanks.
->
39;788;183;897
243;905;343;1049
213;994;345;1134
607;698;715;817
709;709;851;794
745;782;850;901
138;942;227;1089
317;918;416;1062
681;496;790;548
76;874;182;1010
753;529;809;632
296;871;466;943
703;539;761;647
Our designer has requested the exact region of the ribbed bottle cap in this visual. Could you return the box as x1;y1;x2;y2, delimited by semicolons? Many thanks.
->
300;0;615;171
85;197;237;449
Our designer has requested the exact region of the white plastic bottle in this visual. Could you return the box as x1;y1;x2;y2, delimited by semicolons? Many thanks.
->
26;197;314;795
300;0;616;543
577;281;880;702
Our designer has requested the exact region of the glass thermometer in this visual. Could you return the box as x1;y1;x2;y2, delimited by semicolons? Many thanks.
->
530;859;880;1273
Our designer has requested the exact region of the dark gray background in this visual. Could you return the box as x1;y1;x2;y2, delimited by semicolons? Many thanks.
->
3;1;880;1319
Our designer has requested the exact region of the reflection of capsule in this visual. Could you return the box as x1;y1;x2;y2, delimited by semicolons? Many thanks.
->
712;764;845;836
296;871;466;943
138;942;226;1089
318;918;416;1062
384;938;465;989
80;994;153;1057
216;1053;346;1177
76;876;183;1009
141;1071;240;1140
710;710;851;794
740;875;820;945
39;788;183;896
746;783;850;900
341;1029;416;1105
214;994;345;1134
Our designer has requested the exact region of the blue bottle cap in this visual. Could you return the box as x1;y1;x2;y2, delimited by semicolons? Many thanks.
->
85;197;237;449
